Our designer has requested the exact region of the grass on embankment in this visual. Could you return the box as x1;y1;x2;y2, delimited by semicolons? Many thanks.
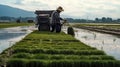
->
72;23;120;35
0;22;34;28
0;31;120;67
72;23;120;29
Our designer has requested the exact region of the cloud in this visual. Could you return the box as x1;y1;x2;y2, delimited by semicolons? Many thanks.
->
1;0;120;19
14;0;23;5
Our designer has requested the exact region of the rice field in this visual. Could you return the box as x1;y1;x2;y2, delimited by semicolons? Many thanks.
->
0;23;33;28
72;23;120;30
0;30;120;67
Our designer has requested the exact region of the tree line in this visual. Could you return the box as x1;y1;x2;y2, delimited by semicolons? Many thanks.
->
0;16;35;23
0;16;120;23
66;17;120;23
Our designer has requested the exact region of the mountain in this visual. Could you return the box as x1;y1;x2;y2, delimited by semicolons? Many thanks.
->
0;4;35;17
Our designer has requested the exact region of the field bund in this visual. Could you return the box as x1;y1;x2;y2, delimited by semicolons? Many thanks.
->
0;30;120;67
72;23;120;36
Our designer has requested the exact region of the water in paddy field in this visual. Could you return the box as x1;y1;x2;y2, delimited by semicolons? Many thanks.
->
0;26;36;53
62;26;120;60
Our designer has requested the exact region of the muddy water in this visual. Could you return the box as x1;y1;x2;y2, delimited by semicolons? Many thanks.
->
0;26;36;53
63;26;120;60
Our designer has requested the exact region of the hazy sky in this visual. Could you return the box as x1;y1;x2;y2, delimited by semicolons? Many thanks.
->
0;0;120;19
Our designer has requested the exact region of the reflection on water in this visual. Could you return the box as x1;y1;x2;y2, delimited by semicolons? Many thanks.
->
0;26;36;53
62;27;120;60
0;33;26;40
75;28;120;60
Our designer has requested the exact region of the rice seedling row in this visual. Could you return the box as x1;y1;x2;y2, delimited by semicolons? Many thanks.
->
0;31;120;67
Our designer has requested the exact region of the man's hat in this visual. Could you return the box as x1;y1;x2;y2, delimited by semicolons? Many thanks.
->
57;6;64;11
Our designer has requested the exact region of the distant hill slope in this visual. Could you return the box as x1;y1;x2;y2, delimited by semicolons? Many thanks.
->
0;4;35;17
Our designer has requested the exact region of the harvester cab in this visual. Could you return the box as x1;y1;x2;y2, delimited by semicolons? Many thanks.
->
35;10;54;31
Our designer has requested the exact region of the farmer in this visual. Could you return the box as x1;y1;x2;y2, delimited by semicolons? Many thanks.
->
50;6;66;33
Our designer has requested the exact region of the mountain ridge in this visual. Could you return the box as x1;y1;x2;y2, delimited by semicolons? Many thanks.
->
0;4;35;17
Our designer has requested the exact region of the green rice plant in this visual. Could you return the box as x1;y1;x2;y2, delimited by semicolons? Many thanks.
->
33;54;49;59
64;55;115;60
11;53;115;60
63;40;79;42
31;48;45;54
11;53;32;59
65;55;80;60
45;49;60;54
114;61;120;67
26;60;46;67
48;60;73;67
50;55;65;60
100;56;115;60
73;60;90;67
75;50;105;55
59;49;75;55
90;60;110;67
7;58;27;67
6;58;120;67
13;48;105;55
25;31;75;40
88;56;100;60
13;48;30;53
